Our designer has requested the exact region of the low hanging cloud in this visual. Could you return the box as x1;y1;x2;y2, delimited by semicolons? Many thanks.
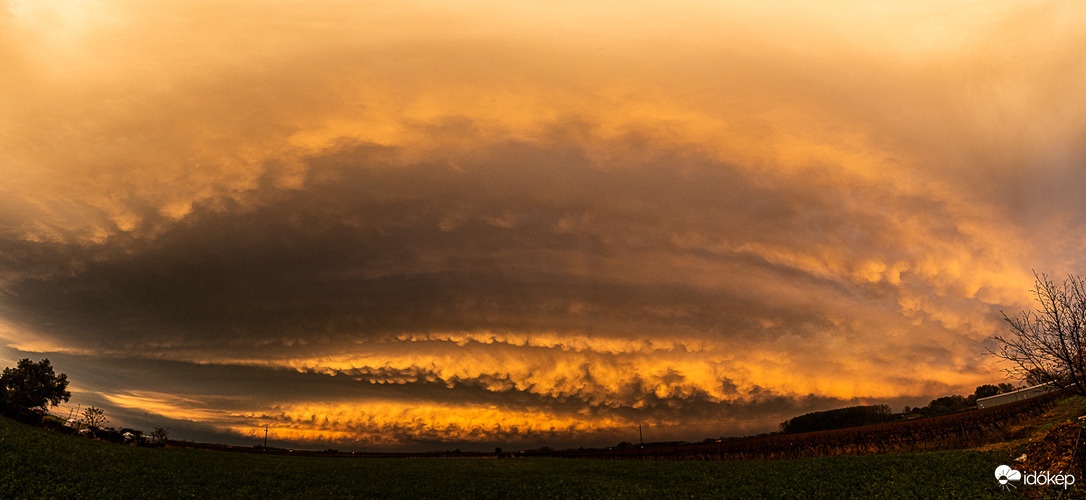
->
0;135;1035;447
2;0;1085;450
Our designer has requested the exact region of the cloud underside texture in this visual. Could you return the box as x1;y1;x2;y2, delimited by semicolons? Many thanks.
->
0;137;1041;447
2;0;1086;448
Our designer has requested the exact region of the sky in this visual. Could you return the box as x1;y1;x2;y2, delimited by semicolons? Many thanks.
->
1;0;1085;451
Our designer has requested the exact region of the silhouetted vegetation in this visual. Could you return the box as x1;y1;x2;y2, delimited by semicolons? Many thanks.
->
0;359;176;450
0;358;70;410
973;384;1002;399
82;406;107;429
151;426;169;446
776;383;1024;434
991;271;1086;397
778;404;895;434
905;383;1022;418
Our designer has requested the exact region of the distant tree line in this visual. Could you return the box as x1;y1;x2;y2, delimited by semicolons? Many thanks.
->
778;404;896;434
904;383;1018;418
779;383;1023;434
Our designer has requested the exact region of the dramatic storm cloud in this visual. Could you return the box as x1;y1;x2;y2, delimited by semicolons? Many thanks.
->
2;0;1085;450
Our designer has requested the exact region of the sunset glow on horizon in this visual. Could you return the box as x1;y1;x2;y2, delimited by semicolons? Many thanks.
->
2;0;1086;451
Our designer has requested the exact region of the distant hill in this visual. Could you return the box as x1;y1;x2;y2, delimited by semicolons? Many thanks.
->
778;404;897;434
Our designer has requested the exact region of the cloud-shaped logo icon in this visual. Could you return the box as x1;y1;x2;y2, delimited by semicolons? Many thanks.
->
995;465;1022;490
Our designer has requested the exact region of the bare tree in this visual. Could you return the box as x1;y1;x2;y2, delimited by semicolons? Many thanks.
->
82;406;108;429
990;272;1086;396
151;426;169;446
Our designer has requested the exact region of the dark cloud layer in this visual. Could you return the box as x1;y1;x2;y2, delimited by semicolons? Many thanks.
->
3;141;851;350
0;135;1025;447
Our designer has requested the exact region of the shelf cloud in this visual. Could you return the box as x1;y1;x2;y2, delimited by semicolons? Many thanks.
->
2;0;1085;450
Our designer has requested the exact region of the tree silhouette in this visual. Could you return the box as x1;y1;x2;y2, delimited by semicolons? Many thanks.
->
0;358;71;409
1025;368;1049;386
82;406;107;429
151;426;169;445
990;272;1086;397
973;384;1001;399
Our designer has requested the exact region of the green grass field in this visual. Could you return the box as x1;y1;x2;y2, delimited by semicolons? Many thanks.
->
3;416;1058;499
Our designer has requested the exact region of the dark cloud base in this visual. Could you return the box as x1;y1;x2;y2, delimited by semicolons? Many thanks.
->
0;138;1026;449
1;140;922;352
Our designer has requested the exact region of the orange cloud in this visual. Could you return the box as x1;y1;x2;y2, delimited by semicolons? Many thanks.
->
236;401;632;447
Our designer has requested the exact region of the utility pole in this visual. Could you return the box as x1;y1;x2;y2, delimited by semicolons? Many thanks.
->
639;422;644;448
263;425;269;451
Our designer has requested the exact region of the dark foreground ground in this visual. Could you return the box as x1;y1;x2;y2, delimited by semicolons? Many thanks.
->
6;415;1081;499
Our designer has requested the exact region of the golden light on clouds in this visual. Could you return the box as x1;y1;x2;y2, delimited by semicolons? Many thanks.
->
2;0;1085;450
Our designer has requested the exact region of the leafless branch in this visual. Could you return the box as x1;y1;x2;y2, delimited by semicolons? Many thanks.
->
988;271;1086;397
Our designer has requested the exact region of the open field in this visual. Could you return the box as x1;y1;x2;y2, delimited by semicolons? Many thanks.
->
2;414;1073;499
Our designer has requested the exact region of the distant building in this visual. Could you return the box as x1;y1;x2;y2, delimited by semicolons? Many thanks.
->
975;382;1058;409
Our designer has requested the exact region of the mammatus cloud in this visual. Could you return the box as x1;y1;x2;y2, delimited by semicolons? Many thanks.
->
1;0;1084;449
